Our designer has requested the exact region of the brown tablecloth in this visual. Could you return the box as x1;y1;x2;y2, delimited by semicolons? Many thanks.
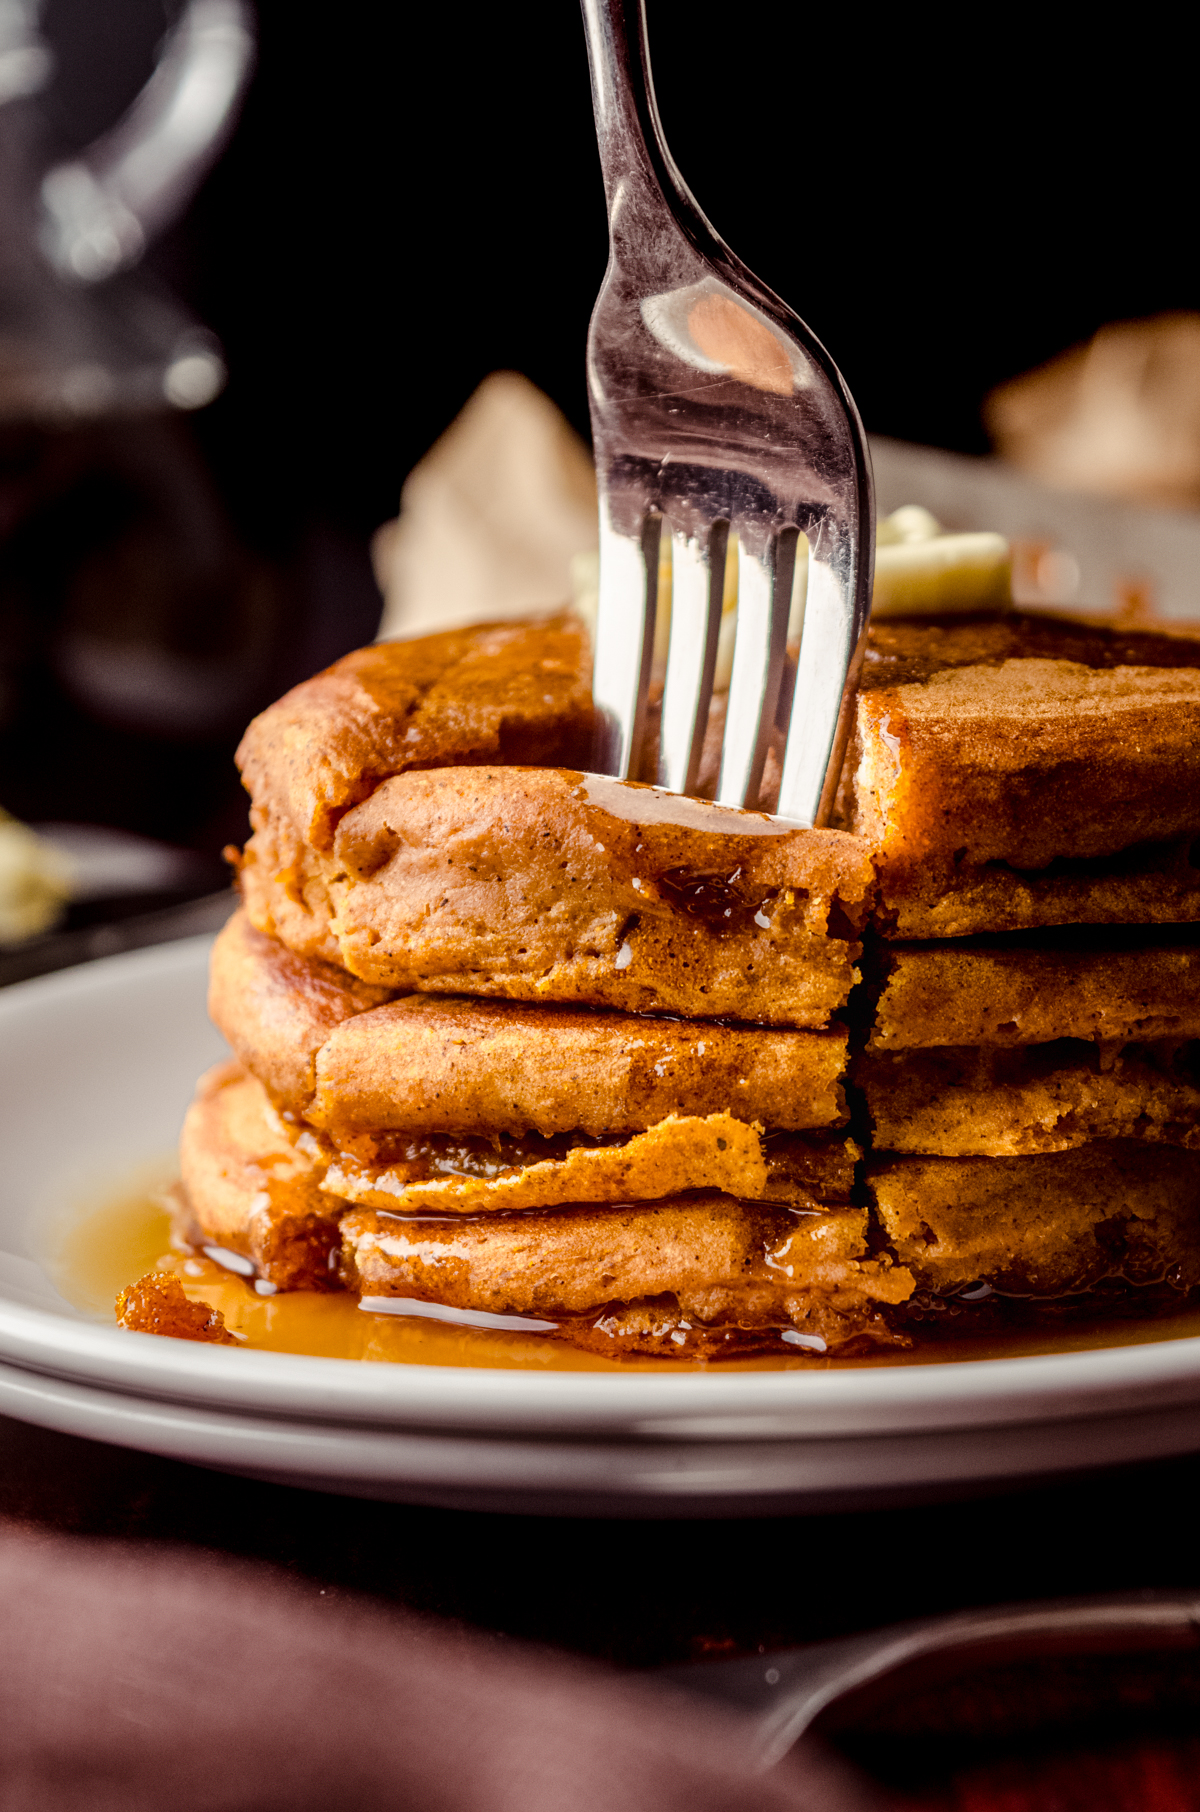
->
0;1514;896;1812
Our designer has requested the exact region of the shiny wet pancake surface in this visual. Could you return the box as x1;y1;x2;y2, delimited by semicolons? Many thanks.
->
175;1064;910;1358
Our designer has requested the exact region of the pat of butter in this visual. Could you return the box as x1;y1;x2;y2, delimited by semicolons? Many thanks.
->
568;505;1012;670
872;504;1011;617
871;530;1012;618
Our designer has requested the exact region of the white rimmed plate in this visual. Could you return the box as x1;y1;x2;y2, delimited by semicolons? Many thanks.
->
4;936;1200;1515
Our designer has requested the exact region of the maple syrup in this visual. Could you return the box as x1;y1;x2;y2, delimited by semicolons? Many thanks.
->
47;1176;1200;1371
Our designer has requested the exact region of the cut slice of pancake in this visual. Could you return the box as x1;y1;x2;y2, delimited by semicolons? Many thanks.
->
211;911;849;1134
239;767;874;1025
869;1140;1200;1300
870;937;1200;1049
855;660;1200;927
854;659;1200;871
177;1060;910;1357
863;837;1200;941
835;613;1200;938
860;1040;1200;1157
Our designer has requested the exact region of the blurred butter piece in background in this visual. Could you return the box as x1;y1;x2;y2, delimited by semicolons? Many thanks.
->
872;504;1011;617
0;812;72;947
0;812;220;954
986;313;1200;510
373;373;598;638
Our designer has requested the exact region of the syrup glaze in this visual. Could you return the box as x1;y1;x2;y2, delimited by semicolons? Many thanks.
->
49;1179;1200;1373
577;773;802;836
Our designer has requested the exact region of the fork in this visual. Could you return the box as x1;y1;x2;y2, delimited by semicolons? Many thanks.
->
579;0;874;825
662;1589;1200;1773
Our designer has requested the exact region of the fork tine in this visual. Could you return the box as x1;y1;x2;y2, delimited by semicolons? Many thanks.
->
657;520;727;795
776;538;869;825
591;502;662;779
715;529;796;808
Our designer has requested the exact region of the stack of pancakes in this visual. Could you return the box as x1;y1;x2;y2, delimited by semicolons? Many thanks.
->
145;608;1200;1358
178;616;907;1358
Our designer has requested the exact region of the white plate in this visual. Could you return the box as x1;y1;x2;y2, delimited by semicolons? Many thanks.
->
4;936;1200;1515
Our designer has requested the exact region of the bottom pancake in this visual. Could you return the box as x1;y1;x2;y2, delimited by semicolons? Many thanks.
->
174;1063;912;1357
869;1143;1200;1336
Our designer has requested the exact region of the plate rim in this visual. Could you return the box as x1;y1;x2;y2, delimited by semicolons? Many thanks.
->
6;1352;1200;1513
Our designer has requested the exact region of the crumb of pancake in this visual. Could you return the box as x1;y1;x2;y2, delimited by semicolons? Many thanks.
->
116;1272;238;1344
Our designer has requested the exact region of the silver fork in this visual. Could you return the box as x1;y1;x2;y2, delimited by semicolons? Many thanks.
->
580;0;874;825
662;1589;1200;1773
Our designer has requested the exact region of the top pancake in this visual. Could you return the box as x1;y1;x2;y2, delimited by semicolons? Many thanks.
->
237;609;1200;969
239;770;874;1027
236;615;875;1023
860;613;1200;689
237;613;595;854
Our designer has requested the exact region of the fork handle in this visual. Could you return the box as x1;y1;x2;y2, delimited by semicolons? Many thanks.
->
580;0;702;246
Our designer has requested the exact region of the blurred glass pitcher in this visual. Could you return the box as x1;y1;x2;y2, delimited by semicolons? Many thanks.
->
0;0;254;423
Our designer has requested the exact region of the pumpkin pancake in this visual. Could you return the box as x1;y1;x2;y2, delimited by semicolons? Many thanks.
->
145;609;1200;1361
870;936;1200;1049
838;613;1200;938
869;1140;1200;1303
211;910;849;1134
177;1062;346;1291
177;1061;909;1357
238;766;873;1024
860;1038;1200;1157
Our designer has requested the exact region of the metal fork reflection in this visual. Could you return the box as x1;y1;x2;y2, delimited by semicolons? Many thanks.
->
580;0;873;823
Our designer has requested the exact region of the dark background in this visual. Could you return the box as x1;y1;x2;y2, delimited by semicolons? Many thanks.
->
154;0;1199;533
3;0;1195;861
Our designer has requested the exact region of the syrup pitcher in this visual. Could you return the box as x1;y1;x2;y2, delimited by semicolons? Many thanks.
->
0;0;254;424
0;1;283;861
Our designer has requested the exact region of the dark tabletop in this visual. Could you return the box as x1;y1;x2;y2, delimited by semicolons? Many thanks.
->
2;1408;1196;1667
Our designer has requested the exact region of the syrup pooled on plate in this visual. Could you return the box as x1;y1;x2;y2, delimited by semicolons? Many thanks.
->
50;1177;1200;1372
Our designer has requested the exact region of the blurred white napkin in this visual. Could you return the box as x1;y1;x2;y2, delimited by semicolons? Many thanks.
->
986;313;1200;510
374;372;598;640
